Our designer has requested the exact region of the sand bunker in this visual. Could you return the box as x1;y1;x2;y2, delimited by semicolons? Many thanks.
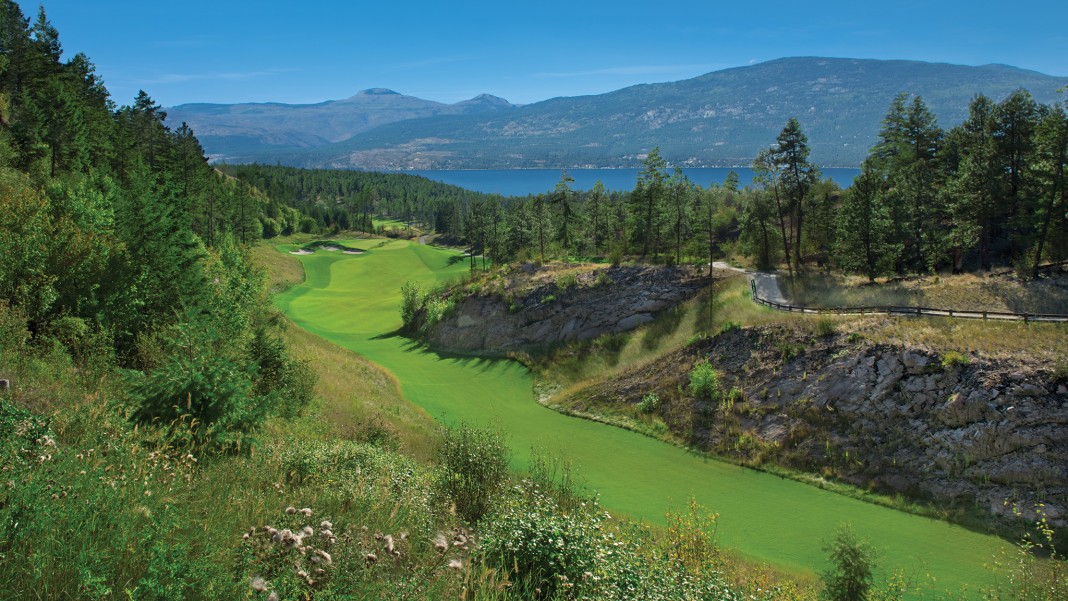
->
290;248;314;255
342;249;365;255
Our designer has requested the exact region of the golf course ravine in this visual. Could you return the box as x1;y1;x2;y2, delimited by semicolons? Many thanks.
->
274;238;1013;599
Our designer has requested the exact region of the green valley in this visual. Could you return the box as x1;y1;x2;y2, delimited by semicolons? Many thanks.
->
275;239;1014;598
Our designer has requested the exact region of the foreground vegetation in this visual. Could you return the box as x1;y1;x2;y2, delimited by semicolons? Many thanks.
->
2;3;1065;599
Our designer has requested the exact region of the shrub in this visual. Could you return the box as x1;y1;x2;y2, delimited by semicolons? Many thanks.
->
128;351;266;453
816;317;837;337
821;524;876;601
250;327;316;418
541;294;556;304
556;272;578;290
689;360;721;402
400;281;421;330
478;480;606;599
435;423;509;523
638;393;661;414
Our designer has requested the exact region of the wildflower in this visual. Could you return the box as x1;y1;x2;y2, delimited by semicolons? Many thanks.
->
365;552;378;564
320;520;333;530
448;559;463;570
250;576;268;592
434;534;448;553
267;592;278;601
301;526;314;537
383;535;395;555
285;506;297;515
299;507;313;517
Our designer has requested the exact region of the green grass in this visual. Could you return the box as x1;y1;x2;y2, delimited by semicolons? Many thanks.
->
274;239;1015;599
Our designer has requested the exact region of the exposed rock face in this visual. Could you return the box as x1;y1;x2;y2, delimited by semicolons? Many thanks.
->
576;326;1068;528
425;265;709;356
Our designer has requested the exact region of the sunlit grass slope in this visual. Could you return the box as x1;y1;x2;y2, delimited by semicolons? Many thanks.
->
274;239;1013;599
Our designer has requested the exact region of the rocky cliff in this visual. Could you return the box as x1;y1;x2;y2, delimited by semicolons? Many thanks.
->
570;325;1067;529
424;265;709;356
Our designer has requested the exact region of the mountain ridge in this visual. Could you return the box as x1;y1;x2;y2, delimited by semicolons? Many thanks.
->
168;57;1068;168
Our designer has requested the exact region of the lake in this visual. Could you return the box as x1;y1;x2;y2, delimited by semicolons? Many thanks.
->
406;167;861;196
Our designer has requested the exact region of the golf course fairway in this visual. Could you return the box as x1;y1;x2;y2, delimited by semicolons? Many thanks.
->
274;239;1012;599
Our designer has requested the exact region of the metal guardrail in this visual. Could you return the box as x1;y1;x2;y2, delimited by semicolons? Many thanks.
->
749;279;1068;323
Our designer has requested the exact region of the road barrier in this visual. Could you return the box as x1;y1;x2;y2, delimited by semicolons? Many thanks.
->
749;279;1068;323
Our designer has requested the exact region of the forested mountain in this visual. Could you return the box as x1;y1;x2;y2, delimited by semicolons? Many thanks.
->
180;57;1067;169
166;89;516;163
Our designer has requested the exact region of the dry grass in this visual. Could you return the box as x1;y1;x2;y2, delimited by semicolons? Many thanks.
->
250;240;439;459
251;241;309;294
279;323;439;460
853;315;1068;364
785;270;1068;315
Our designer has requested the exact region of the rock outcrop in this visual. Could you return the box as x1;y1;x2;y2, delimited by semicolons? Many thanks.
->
424;265;709;356
574;326;1068;529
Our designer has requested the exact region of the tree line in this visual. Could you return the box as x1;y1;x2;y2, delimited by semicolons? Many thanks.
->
0;2;312;450
239;92;1065;281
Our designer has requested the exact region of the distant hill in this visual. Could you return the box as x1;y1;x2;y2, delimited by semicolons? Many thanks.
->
173;58;1068;168
165;89;516;162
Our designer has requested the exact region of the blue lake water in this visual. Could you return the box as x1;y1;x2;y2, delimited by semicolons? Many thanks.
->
407;167;861;196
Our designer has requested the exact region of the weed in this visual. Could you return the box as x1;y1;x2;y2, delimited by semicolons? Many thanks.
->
778;341;804;362
721;320;742;334
435;423;509;524
941;350;971;368
816;317;837;337
555;272;578;290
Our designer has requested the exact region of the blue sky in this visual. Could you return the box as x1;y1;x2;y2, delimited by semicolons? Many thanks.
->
19;0;1068;108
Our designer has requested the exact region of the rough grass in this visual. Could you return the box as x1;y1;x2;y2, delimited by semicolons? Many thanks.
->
785;271;1068;315
273;239;1015;599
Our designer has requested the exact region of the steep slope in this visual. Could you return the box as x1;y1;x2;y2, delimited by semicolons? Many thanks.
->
165;88;516;162
290;57;1068;169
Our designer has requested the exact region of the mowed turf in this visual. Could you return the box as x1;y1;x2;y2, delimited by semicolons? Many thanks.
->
274;239;1012;599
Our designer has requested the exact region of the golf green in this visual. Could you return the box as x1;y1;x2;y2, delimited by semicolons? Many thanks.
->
275;239;1012;599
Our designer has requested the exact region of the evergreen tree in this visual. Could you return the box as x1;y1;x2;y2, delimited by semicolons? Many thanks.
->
632;147;667;258
771;118;819;271
835;167;895;281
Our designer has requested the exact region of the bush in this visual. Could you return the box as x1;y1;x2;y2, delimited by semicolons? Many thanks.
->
129;353;266;453
479;480;606;599
250;327;316;418
689;360;722;402
435;423;509;523
638;392;661;414
821;525;876;601
420;295;454;335
400;281;421;330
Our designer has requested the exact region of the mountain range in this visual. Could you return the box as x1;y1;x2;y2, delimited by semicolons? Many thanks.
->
166;57;1068;169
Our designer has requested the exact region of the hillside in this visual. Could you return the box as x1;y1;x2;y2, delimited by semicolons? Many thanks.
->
166;89;516;162
178;57;1068;169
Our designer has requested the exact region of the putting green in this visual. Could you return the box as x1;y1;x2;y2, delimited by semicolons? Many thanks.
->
275;239;1011;599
